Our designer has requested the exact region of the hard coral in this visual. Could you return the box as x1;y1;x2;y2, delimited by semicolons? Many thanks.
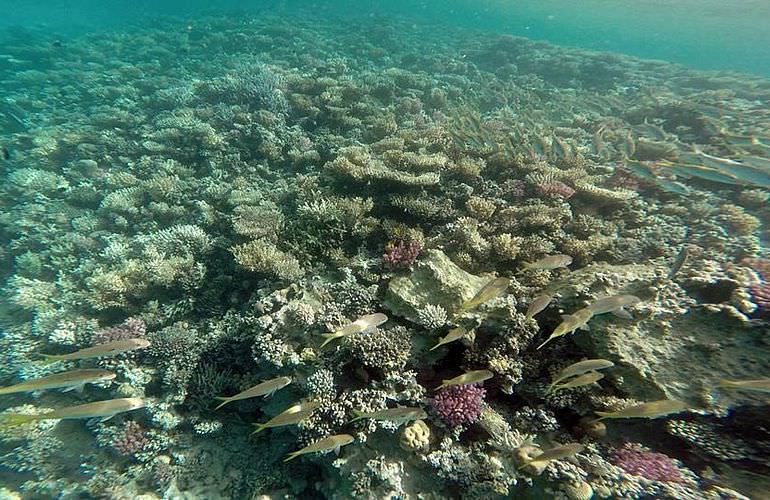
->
111;421;148;457
92;317;146;344
430;384;486;427
612;443;684;483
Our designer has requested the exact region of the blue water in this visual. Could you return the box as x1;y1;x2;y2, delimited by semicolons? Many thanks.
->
2;0;769;75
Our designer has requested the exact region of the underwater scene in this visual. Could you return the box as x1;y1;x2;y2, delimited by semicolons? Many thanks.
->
1;1;769;499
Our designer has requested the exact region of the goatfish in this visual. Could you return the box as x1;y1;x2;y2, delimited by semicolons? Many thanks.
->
549;371;604;394
525;294;552;320
522;254;573;271
215;376;291;410
436;369;493;391
586;295;641;318
457;277;510;315
716;379;770;394
39;338;151;364
537;307;594;350
430;327;467;351
594;399;688;421
518;443;584;470
252;400;321;435
0;369;116;395
284;433;355;462
0;398;145;426
350;406;427;425
548;359;614;392
320;313;388;348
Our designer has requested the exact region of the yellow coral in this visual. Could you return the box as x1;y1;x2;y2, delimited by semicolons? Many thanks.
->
399;419;430;452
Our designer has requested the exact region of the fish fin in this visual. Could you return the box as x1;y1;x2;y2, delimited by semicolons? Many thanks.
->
333;445;341;456
578;324;590;332
429;341;443;351
38;354;63;365
283;451;301;462
0;413;39;427
263;389;276;399
98;414;116;423
537;336;554;350
214;397;232;410
319;333;340;348
62;383;86;393
593;411;612;421
252;423;268;435
435;381;448;391
612;308;633;320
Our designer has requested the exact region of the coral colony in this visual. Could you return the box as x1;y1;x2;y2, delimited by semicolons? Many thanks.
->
0;12;768;500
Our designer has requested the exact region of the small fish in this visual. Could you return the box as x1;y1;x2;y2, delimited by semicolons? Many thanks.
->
350;406;427;425
320;313;388;348
436;369;493;391
457;277;510;314
215;376;292;410
252;400;321;434
716;379;770;394
594;399;688;421
525;294;552;320
549;371;604;394
667;245;690;280
537;308;594;350
548;359;614;392
519;443;584;469
1;398;145;426
522;254;573;271
586;295;641;316
39;338;151;364
284;433;355;462
0;369;116;395
430;327;467;351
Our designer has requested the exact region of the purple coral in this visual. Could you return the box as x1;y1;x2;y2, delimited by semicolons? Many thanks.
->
383;240;422;269
536;180;575;199
92;317;146;344
612;443;684;483
430;384;486;427
742;258;770;317
112;420;148;457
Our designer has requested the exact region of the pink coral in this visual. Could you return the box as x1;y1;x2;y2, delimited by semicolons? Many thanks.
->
430;384;486;427
612;443;684;483
383;240;422;269
112;420;148;457
92;317;147;344
536;180;575;199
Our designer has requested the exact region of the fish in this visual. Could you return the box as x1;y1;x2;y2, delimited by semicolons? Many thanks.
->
435;369;493;391
549;371;604;393
537;308;594;350
716;379;770;394
522;255;573;271
667;245;690;280
252;400;321;434
594;399;688;421
525;294;553;320
0;369;116;395
0;398;145;426
320;313;388;348
39;338;151;364
548;359;614;392
349;406;427;425
430;327;467;351
215;376;292;410
518;443;584;469
457;277;510;315
586;295;641;316
284;433;355;462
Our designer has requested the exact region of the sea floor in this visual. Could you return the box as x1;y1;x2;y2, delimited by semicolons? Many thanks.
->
0;13;768;500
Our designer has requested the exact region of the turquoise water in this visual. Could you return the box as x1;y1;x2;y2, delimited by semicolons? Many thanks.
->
1;1;769;499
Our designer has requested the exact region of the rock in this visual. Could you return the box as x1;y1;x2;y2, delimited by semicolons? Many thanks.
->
383;249;489;323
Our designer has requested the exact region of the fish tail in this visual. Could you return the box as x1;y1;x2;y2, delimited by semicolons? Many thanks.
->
592;411;612;422
213;397;232;410
0;413;39;427
521;262;532;270
38;354;63;365
319;333;339;348
536;337;552;350
715;380;733;389
252;423;267;435
429;342;442;351
435;381;448;391
283;451;301;462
